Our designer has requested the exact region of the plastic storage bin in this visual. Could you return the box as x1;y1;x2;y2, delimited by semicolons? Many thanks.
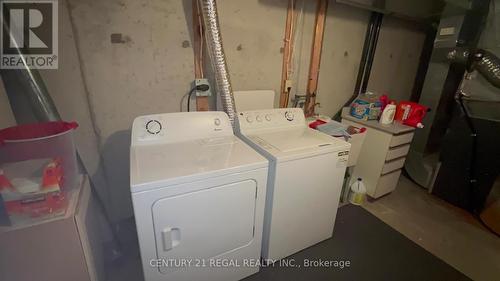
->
0;121;79;225
315;120;366;167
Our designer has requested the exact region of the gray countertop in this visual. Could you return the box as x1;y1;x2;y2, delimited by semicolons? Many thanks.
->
341;107;415;135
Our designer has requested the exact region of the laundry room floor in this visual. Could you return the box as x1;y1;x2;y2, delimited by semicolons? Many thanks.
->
105;177;500;281
362;175;500;281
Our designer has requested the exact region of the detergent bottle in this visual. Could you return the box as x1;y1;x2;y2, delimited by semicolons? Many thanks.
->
394;101;428;128
349;178;367;206
379;101;396;125
404;105;427;128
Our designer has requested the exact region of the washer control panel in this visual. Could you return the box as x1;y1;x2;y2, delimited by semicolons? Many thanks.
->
237;108;305;133
132;112;233;146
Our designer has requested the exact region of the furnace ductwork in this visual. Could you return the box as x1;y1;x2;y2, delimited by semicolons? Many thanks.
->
475;50;500;89
448;48;500;89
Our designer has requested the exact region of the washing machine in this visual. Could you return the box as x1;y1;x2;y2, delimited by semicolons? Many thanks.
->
236;108;351;262
130;112;268;281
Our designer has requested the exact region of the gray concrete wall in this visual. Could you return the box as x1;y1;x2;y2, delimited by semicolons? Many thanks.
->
1;0;425;221
367;16;426;101
316;3;370;116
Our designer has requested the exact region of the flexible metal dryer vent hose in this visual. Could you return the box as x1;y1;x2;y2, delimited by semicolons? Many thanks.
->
448;48;500;89
199;0;237;124
475;50;500;89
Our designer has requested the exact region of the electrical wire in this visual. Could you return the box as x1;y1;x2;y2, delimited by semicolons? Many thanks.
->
187;87;197;112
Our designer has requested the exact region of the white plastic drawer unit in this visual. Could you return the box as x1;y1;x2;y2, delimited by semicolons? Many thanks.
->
389;132;414;147
381;157;406;175
153;180;257;275
340;109;416;199
386;144;411;161
374;170;402;198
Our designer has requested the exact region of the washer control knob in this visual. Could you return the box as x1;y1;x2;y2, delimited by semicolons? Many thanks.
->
146;119;162;134
246;116;254;123
265;114;272;121
214;118;221;126
285;111;294;121
256;115;263;122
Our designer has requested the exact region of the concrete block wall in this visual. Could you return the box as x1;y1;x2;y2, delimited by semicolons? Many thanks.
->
1;0;426;222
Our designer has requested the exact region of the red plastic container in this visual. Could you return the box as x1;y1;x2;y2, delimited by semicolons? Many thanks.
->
395;101;428;128
0;122;79;224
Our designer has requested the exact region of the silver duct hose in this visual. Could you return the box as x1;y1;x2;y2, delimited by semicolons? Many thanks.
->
448;48;500;89
199;0;236;124
475;50;500;89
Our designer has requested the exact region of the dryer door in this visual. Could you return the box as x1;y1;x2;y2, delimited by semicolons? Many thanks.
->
152;180;257;274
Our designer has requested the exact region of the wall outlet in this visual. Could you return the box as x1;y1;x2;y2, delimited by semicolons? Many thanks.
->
194;78;212;97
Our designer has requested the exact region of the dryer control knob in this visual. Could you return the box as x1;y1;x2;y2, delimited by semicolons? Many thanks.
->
256;115;263;122
285;111;294;121
146;119;162;134
265;114;272;121
246;116;254;123
214;118;221;126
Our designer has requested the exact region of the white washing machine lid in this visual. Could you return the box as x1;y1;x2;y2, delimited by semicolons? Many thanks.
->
130;135;267;192
245;127;350;161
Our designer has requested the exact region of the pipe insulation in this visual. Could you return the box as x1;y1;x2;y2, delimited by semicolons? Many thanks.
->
199;0;236;124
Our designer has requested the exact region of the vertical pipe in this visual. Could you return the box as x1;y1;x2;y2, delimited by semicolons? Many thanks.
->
333;12;381;120
360;13;383;93
0;20;60;122
353;12;377;97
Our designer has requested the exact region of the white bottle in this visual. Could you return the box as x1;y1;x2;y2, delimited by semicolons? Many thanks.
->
349;178;367;205
379;101;397;125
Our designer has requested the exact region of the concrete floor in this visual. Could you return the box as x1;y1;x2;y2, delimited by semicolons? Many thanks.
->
362;175;500;281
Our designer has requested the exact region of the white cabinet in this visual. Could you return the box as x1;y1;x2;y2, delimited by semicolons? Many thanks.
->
341;108;415;198
0;176;108;281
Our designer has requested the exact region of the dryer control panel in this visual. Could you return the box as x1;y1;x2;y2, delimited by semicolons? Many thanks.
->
131;111;233;146
236;108;306;134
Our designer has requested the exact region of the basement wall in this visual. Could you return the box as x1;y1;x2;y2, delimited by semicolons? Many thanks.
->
1;0;426;221
367;16;426;101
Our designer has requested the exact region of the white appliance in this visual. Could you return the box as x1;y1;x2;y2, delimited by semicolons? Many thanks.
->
130;112;268;281
233;90;275;112
236;108;351;261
